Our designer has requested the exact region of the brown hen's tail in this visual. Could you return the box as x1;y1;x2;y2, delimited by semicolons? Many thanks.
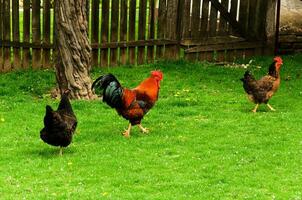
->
240;70;255;82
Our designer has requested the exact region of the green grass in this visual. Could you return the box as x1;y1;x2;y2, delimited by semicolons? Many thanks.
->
1;55;302;199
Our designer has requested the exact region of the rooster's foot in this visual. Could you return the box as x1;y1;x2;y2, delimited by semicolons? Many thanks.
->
122;130;130;138
138;124;149;134
122;124;132;138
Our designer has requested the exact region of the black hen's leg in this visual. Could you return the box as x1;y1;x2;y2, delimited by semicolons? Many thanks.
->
59;147;63;156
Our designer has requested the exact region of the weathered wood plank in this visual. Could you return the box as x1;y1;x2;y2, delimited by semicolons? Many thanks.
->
181;36;245;46
0;0;3;69
263;0;276;55
257;1;268;41
209;0;218;36
1;39;177;49
205;51;214;62
129;0;136;64
235;49;244;60
110;0;119;66
43;0;51;68
52;0;56;47
32;0;41;69
217;50;225;62
225;49;235;62
196;52;206;61
185;53;197;62
210;0;245;37
23;0;30;69
120;0;128;65
247;0;257;39
239;0;249;36
101;0;109;67
200;0;209;36
3;0;10;72
229;0;238;35
218;0;229;35
147;0;155;62
185;41;263;53
181;0;191;39
12;0;20;69
253;0;263;39
244;48;255;59
91;0;100;67
156;0;167;59
165;0;179;59
191;0;200;40
138;0;147;64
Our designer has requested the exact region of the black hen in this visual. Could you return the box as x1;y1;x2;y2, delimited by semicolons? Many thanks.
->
40;90;77;155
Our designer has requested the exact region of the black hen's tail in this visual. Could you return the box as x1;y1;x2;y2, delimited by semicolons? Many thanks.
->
92;74;123;109
57;89;75;116
240;70;255;82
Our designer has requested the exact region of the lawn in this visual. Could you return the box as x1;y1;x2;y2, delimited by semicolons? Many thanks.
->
0;55;302;199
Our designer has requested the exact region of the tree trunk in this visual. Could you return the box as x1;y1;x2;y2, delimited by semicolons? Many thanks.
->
54;0;93;99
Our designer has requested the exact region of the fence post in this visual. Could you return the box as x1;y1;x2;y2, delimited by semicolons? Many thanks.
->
3;0;10;72
0;0;3;71
137;0;147;65
12;0;20;69
156;0;167;59
147;0;155;63
42;0;51;69
128;0;137;65
264;0;277;55
165;0;180;59
100;0;109;67
32;0;41;69
23;0;30;69
91;0;100;67
120;0;128;65
110;0;119;66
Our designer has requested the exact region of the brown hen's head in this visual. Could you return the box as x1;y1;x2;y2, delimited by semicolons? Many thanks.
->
274;56;283;70
151;70;163;81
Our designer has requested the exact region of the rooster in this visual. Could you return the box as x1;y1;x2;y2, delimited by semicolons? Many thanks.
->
40;90;77;155
240;56;283;112
92;70;163;137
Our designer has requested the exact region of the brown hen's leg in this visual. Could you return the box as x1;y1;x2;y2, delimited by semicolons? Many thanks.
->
138;124;149;134
252;104;259;113
123;124;132;138
267;104;276;111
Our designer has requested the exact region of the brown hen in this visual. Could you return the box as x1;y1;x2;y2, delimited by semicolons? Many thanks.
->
240;57;283;112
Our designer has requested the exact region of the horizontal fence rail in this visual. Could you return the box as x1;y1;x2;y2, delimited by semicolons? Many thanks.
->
0;0;276;73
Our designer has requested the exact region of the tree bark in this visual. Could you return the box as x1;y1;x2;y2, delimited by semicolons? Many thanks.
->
55;0;93;99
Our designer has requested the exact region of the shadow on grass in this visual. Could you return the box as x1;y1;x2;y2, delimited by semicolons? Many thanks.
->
27;146;76;158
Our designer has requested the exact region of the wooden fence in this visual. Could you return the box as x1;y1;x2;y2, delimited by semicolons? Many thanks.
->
0;0;277;73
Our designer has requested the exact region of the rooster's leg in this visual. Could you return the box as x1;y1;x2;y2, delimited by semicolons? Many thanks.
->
252;104;259;113
138;124;149;134
123;124;132;138
267;104;276;111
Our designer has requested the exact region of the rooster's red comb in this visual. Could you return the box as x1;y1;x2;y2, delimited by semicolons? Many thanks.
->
151;70;163;80
274;56;283;64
